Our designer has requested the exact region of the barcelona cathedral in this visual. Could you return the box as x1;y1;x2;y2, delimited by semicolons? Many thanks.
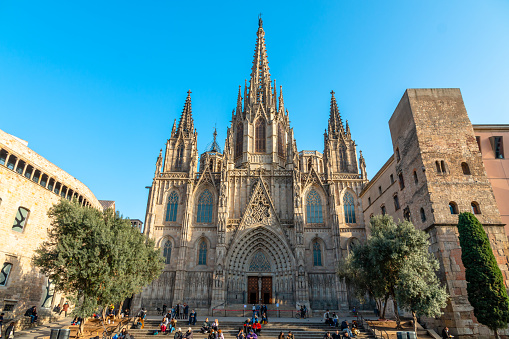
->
133;17;369;312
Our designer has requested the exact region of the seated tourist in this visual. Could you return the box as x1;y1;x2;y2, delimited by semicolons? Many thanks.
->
200;318;211;333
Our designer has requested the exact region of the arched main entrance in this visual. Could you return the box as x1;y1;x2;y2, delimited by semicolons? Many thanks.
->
225;227;295;305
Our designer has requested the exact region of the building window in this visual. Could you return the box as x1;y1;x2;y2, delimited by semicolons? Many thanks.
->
163;240;172;264
339;147;347;171
403;206;411;221
15;160;25;174
175;143;184;170
378;186;382;195
343;192;356;224
395;148;400;162
368;197;371;206
6;155;17;170
461;162;471;175
196;189;213;223
40;174;48;187
420;208;426;222
393;194;400;210
12;207;29;232
390;174;394;184
278;124;285;158
413;170;418;184
255;118;266;153
166;191;179;222
306;189;323;223
0;263;13;286
471;202;481;214
308;158;312;172
476;136;481;152
436;160;447;174
381;205;386;216
449;202;459;215
235;123;243;158
398;172;405;190
198;240;207;265
54;182;61;195
48;179;55;191
24;165;33;179
312;241;322;266
0;149;8;165
489;136;504;159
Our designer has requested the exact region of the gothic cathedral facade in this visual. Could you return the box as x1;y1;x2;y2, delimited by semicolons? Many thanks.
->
134;19;368;312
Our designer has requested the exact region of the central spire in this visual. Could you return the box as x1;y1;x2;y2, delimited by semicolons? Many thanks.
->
249;16;272;105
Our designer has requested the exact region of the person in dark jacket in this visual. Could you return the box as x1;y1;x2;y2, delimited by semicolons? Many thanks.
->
188;310;197;325
441;327;453;338
183;327;193;339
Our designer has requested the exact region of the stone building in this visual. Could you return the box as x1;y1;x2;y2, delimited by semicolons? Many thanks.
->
360;89;509;338
0;128;102;325
136;18;368;312
473;124;509;238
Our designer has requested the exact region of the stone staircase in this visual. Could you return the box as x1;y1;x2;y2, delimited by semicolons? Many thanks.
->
128;319;375;339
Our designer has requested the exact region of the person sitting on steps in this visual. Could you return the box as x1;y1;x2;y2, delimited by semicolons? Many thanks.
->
200;318;211;333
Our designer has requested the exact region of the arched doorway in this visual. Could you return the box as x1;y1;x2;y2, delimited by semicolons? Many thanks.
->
225;227;295;305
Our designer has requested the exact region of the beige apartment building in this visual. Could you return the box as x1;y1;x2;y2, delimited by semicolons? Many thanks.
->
0;128;102;327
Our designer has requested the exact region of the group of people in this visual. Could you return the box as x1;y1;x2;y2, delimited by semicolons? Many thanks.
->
198;318;225;338
52;302;70;317
161;304;189;320
323;311;359;338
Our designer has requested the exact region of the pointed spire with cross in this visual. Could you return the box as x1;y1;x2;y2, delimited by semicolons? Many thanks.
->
176;90;195;137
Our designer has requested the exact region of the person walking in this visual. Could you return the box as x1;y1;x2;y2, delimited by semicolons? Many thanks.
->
61;302;70;317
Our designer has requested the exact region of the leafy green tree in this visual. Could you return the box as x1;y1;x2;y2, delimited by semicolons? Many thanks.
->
343;215;448;330
32;200;163;334
457;212;509;339
396;245;448;336
338;243;390;318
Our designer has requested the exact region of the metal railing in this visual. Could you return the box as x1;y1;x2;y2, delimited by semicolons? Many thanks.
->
211;308;303;318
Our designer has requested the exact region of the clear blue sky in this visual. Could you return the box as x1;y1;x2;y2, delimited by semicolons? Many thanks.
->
1;1;508;220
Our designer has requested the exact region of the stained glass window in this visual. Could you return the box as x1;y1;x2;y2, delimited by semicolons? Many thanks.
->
235;123;243;158
12;207;29;232
249;251;271;272
175;143;184;170
198;240;207;265
255;119;266;153
166;191;178;222
0;263;12;286
306;189;323;223
313;241;322;266
163;240;172;264
197;190;213;223
343;192;356;224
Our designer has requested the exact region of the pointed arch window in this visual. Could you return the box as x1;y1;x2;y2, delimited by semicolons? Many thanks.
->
163;240;172;264
343;192;356;224
278;124;285;158
175;143;184;170
166;191;179;222
255;118;266;153
306;189;323;223
197;189;213;223
198;240;207;265
313;241;322;266
235;123;244;158
339;147;347;171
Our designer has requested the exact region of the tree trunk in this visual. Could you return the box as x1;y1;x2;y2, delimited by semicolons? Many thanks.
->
412;311;418;338
382;294;389;319
392;297;402;329
494;329;500;339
